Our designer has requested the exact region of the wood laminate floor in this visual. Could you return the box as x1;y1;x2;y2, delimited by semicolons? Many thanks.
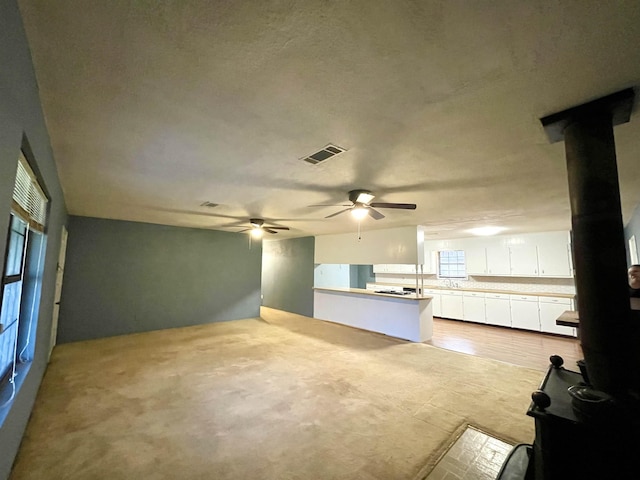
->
427;317;583;371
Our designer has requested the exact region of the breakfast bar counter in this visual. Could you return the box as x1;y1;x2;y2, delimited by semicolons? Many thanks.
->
313;287;434;342
555;298;640;328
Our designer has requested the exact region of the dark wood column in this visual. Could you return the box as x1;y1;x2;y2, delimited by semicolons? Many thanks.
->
540;87;635;397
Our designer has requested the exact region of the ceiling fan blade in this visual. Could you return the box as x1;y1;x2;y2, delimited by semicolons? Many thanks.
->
325;208;351;219
237;228;251;233
368;208;385;220
369;202;417;210
264;228;278;234
265;226;290;230
308;204;352;207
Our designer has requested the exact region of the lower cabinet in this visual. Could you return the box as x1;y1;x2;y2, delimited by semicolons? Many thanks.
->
424;289;442;317
510;294;541;331
485;293;511;327
440;290;463;320
462;292;486;323
539;296;576;337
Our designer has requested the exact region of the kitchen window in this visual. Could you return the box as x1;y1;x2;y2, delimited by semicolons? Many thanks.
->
438;250;466;279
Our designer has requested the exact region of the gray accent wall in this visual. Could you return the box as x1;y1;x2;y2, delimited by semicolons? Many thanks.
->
0;1;69;477
350;264;375;289
58;216;262;343
262;237;314;317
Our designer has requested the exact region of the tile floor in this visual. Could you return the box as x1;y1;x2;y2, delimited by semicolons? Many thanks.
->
426;426;514;480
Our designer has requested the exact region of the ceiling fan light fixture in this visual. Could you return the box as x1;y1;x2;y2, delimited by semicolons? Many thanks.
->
356;192;375;204
351;206;369;220
250;228;264;238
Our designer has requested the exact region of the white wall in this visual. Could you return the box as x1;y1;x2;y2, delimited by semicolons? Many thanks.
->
315;226;424;264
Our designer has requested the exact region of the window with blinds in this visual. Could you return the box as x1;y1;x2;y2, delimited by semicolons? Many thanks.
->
438;250;467;279
12;151;48;231
1;149;48;414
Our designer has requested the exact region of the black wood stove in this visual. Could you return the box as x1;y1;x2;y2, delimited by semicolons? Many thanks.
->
497;88;640;479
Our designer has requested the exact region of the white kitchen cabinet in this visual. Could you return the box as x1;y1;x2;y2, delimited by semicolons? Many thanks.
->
372;264;387;274
509;245;538;276
486;246;510;275
422;250;436;274
537;235;573;277
462;291;486;323
539;296;576;337
485;293;511;327
440;290;464;320
459;231;574;279
424;289;442;317
465;246;487;275
375;264;417;274
398;264;417;274
510;294;541;331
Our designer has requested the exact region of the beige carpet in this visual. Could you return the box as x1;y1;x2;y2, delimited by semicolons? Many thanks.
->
10;307;543;480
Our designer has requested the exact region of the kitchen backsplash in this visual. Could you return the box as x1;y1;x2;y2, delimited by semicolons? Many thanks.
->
374;274;576;295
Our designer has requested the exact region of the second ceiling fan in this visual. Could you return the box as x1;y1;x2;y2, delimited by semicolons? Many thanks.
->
237;218;290;234
312;189;416;220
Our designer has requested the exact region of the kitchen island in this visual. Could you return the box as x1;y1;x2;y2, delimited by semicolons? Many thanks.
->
313;287;434;342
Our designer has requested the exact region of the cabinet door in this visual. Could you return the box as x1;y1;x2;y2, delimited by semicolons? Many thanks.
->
372;264;387;274
463;293;486;323
465;246;487;275
422;250;436;274
485;295;511;327
537;242;572;277
539;298;576;336
510;245;538;276
424;289;442;317
486;246;510;275
385;264;417;274
440;291;464;320
510;295;541;331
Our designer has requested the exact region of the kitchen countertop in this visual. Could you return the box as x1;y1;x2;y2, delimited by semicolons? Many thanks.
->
314;287;433;301
367;282;575;299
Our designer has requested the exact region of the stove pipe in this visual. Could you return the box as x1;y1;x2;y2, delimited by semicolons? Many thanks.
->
541;88;637;398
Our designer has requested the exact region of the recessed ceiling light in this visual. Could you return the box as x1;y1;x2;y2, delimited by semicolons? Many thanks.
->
467;226;507;236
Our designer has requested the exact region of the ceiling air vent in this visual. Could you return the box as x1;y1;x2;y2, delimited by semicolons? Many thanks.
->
200;201;219;208
301;144;346;165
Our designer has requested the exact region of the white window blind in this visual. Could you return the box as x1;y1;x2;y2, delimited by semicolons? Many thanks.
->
12;152;48;232
438;250;467;278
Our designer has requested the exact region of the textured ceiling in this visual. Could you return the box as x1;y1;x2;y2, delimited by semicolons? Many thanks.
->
17;1;640;239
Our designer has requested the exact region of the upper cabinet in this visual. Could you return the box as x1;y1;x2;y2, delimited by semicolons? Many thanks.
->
485;245;510;275
464;231;573;279
370;230;574;280
537;232;573;277
465;245;487;275
373;264;417;274
509;244;538;276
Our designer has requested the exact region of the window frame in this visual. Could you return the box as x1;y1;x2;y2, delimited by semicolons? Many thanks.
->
0;145;48;413
437;249;468;279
